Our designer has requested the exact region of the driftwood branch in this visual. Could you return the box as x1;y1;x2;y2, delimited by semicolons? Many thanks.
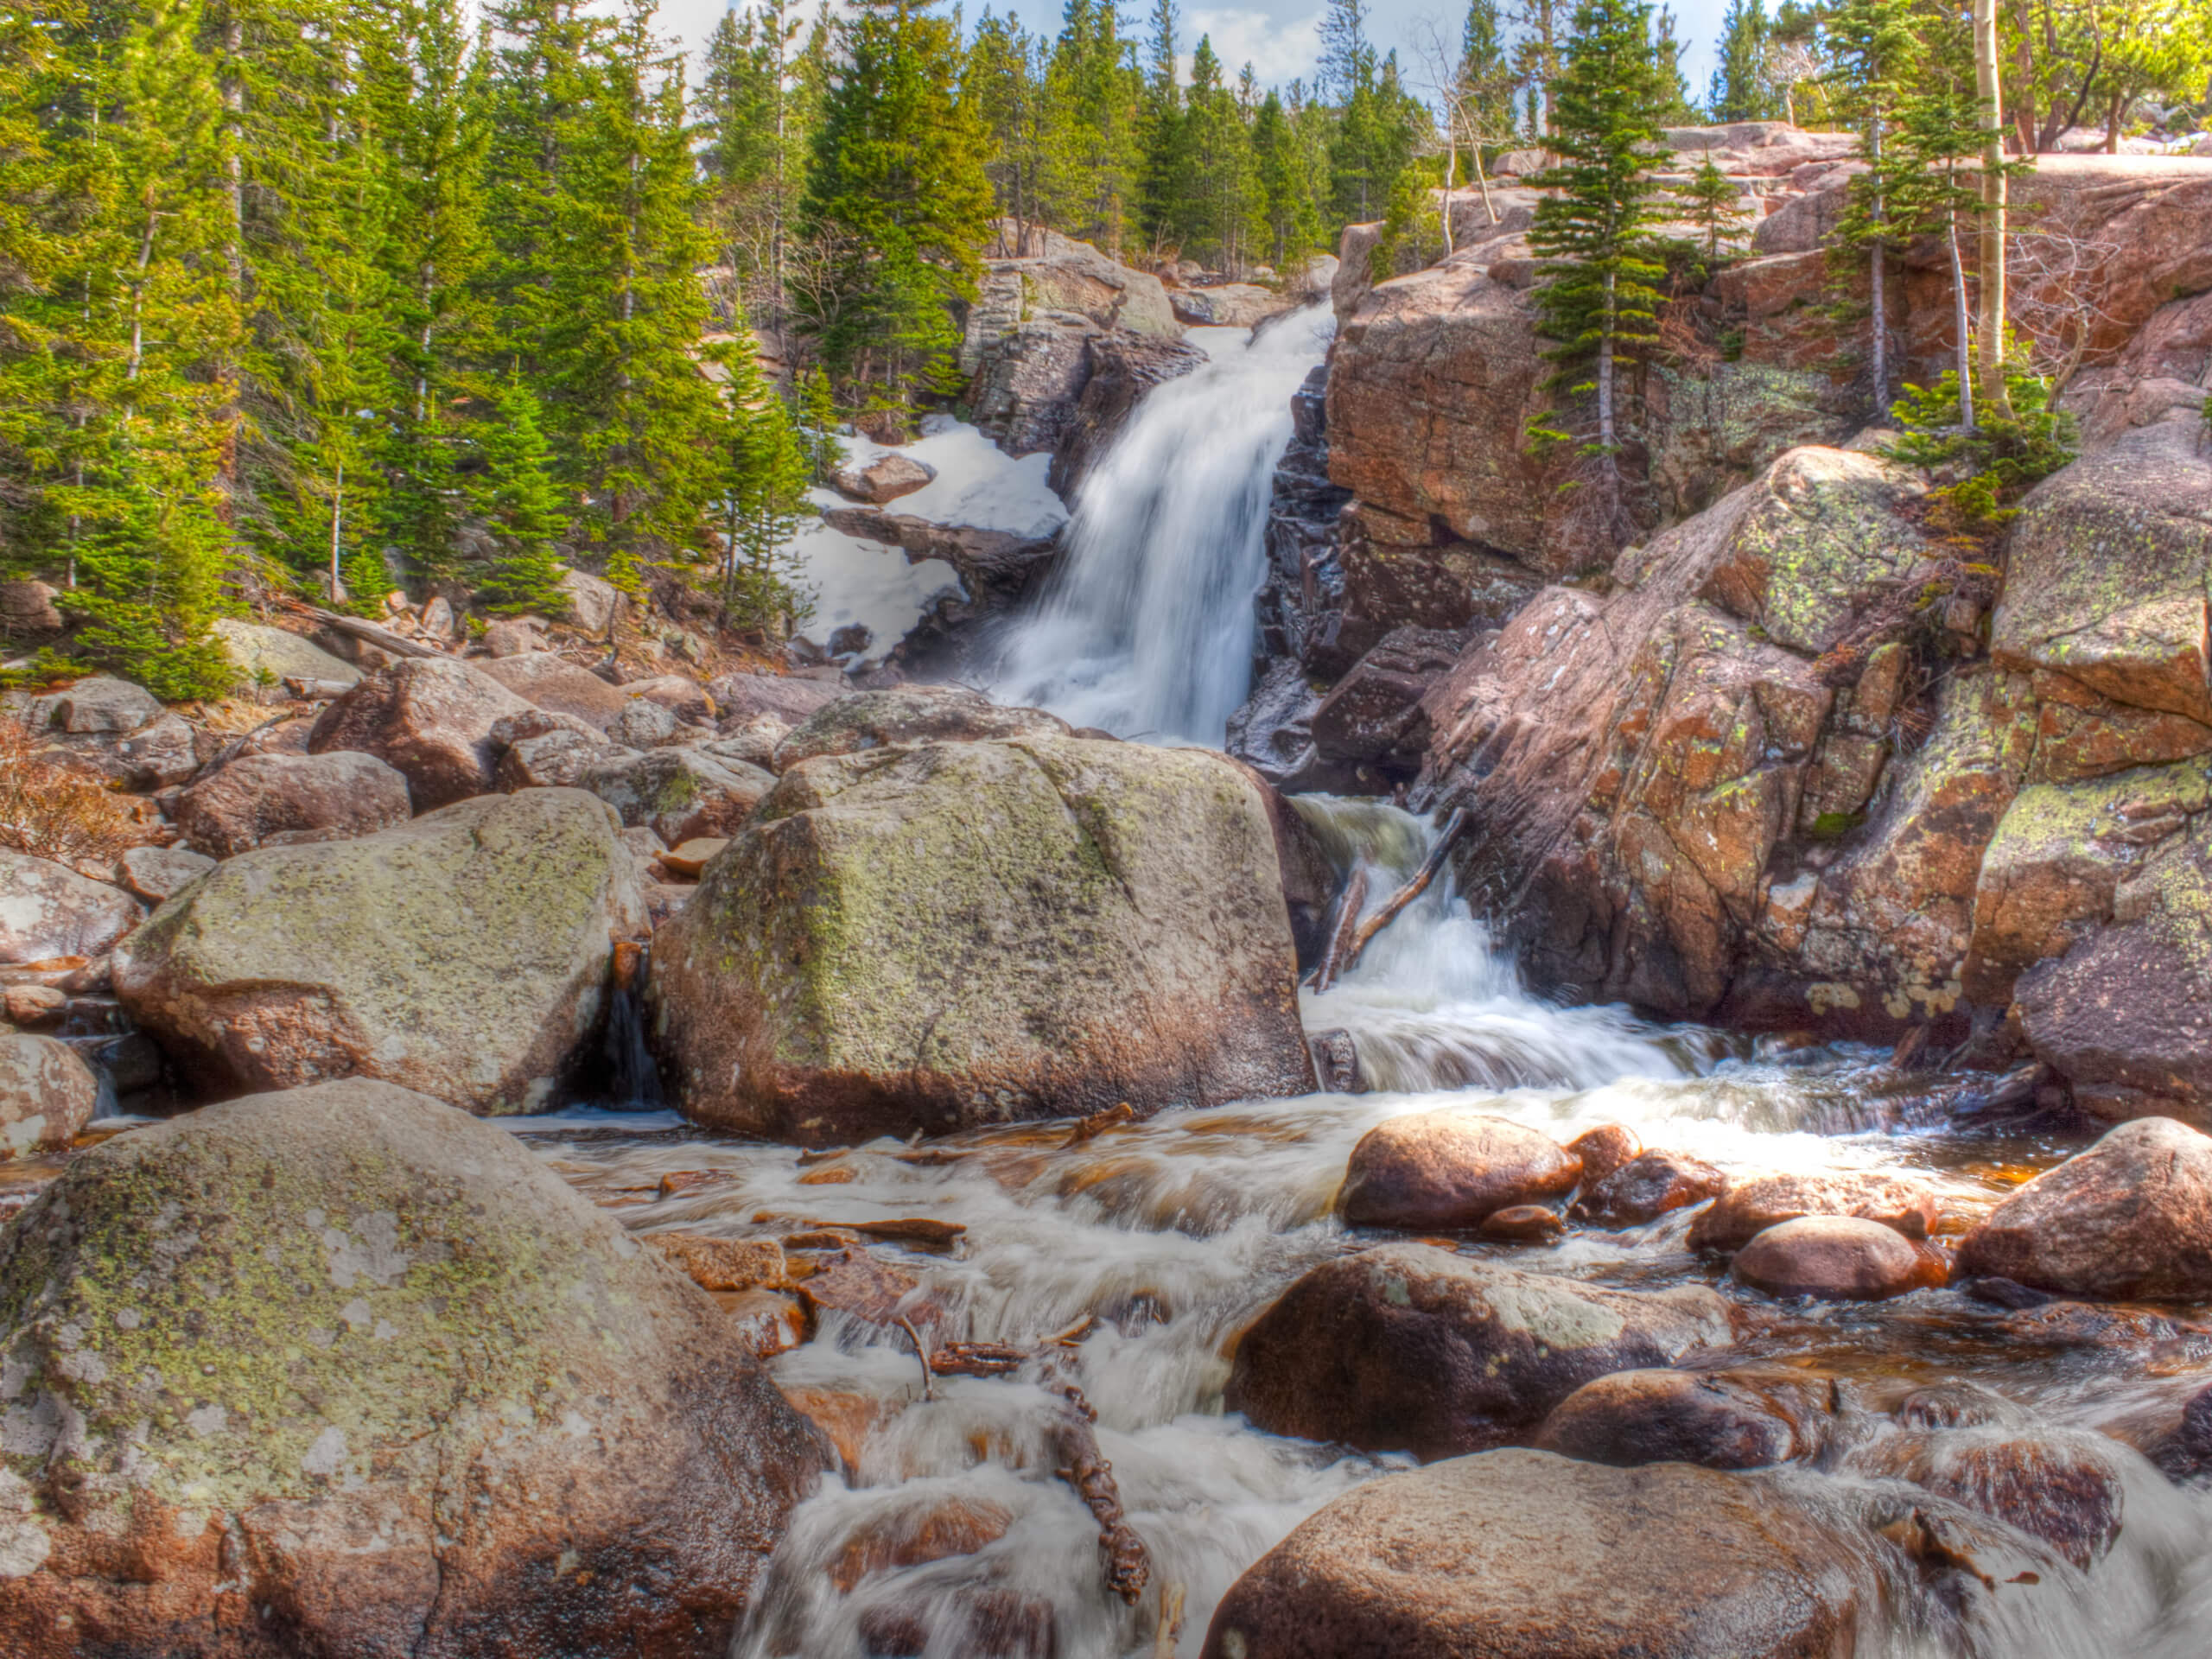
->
923;1326;1149;1604
272;598;443;660
1308;810;1471;993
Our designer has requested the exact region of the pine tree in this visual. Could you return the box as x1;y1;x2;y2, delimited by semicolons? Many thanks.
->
1135;0;1184;249
968;12;1051;237
1707;0;1775;120
52;0;242;696
1527;0;1668;478
1823;0;1916;412
1890;7;1989;429
1040;0;1139;252
1506;0;1563;137
1650;6;1700;124
797;0;994;412
1250;91;1322;266
1171;37;1259;270
710;336;813;636
698;0;806;312
471;378;569;615
797;365;842;482
1678;157;1749;257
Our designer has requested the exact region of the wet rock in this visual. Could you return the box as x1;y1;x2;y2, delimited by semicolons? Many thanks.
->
1565;1122;1642;1189
308;657;535;810
1478;1204;1566;1243
649;1232;788;1292
772;685;1069;769
824;1494;1014;1592
721;1287;810;1357
173;750;413;858
1535;1365;1849;1469
210;618;361;688
118;842;216;904
0;850;143;965
115;789;645;1114
1892;1380;2028;1431
110;710;203;790
1731;1215;1949;1301
0;1079;824;1658
1223;1243;1732;1460
1572;1148;1728;1226
710;671;848;729
1047;330;1211;502
1953;1116;2212;1300
0;1033;99;1155
476;651;630;730
1199;1447;2047;1659
1307;1027;1360;1092
651;737;1315;1143
1689;1168;1942;1252
2013;812;2212;1124
1847;1427;2129;1569
29;676;162;734
832;453;937;504
584;746;774;848
798;1247;944;1336
1308;626;1465;779
1338;1110;1581;1230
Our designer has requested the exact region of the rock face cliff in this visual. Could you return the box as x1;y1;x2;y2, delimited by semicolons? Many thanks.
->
1268;137;2212;1121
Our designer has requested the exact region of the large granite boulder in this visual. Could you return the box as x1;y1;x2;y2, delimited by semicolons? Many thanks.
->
210;618;360;688
649;736;1314;1143
0;1080;823;1657
0;850;143;965
1200;1447;2071;1659
308;657;535;810
173;750;414;858
1223;1244;1732;1460
476;652;631;730
770;685;1070;769
27;677;162;734
115;790;645;1113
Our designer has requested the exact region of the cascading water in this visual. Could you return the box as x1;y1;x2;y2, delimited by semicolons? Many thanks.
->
988;305;1334;743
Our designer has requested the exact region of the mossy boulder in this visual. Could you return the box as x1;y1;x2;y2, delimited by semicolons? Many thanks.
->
769;684;1069;771
114;789;645;1113
648;735;1314;1143
0;1079;824;1657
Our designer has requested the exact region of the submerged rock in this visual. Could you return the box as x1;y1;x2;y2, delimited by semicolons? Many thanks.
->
649;736;1314;1143
1954;1116;2212;1300
1338;1110;1581;1230
116;789;645;1114
0;1079;824;1657
1224;1243;1732;1460
1200;1446;2073;1659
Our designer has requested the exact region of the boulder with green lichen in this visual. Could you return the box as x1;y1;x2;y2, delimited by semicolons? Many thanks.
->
0;1078;824;1657
647;734;1315;1143
113;789;645;1114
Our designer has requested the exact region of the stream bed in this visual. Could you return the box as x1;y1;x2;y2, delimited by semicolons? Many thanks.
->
515;799;2212;1659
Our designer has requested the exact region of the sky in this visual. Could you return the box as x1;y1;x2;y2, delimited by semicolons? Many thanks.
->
652;0;1734;117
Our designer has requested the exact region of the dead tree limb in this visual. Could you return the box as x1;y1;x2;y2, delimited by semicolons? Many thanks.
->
923;1331;1150;1604
1306;861;1372;994
271;598;443;660
1310;810;1472;992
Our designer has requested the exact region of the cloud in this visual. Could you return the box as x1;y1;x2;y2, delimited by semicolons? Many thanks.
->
1181;8;1324;89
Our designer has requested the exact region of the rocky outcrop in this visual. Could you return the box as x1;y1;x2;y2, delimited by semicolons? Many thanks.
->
115;790;645;1113
173;750;414;858
648;736;1314;1143
1200;1446;2075;1659
1954;1116;2212;1300
0;1079;823;1657
0;850;143;965
1223;1243;1732;1460
0;1033;98;1155
819;505;1063;609
308;657;534;810
1047;331;1208;501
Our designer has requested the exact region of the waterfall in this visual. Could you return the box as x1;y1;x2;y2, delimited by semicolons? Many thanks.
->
989;305;1335;745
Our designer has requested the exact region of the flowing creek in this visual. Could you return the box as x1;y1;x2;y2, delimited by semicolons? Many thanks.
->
522;797;2212;1657
524;313;2212;1655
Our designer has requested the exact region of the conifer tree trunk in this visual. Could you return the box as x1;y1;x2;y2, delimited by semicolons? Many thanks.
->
1947;201;1974;430
1597;269;1616;451
1972;0;2011;418
1868;114;1887;414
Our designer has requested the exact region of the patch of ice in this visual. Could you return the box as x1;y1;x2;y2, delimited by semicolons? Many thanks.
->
836;417;1070;541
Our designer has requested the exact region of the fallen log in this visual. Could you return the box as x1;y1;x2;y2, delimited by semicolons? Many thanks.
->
271;598;444;661
1313;809;1471;992
1305;861;1372;994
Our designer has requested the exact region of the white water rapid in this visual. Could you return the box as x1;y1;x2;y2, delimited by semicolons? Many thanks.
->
507;315;2212;1658
987;305;1334;744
